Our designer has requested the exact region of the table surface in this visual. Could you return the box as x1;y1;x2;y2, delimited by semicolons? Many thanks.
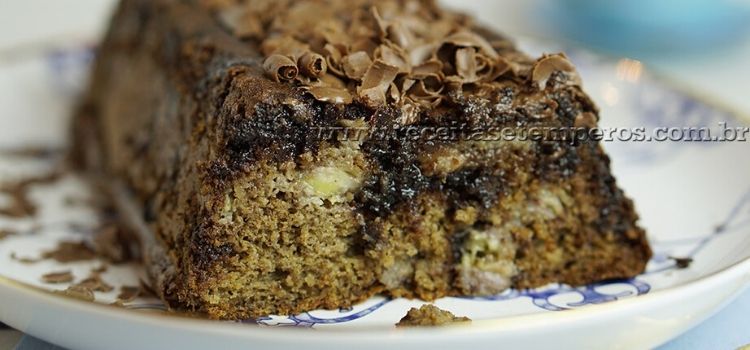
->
0;1;749;349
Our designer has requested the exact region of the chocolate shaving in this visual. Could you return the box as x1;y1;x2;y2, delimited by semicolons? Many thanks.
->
376;44;410;74
442;30;499;59
350;38;378;56
316;20;349;46
411;60;442;78
263;54;298;82
41;270;74;284
531;53;581;90
0;169;62;218
386;22;415;49
323;43;346;76
342;51;372;80
261;36;309;59
41;241;97;263
486;56;512;81
237;0;583;121
455;47;478;83
410;79;443;99
74;273;114;293
357;60;399;104
0;185;37;218
57;284;95;302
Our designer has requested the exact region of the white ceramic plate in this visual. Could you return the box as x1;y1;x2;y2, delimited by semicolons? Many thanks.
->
0;37;749;350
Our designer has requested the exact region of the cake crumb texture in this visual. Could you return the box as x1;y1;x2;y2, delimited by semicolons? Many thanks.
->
396;304;471;327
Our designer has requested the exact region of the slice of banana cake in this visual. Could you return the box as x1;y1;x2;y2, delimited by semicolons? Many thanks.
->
73;0;652;319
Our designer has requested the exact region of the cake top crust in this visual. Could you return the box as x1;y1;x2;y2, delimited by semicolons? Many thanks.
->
202;0;583;123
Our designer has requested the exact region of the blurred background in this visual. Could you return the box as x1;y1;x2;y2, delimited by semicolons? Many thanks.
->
1;0;749;113
442;0;750;115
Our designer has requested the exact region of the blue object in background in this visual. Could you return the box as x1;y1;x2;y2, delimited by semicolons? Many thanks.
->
658;286;750;349
543;0;750;57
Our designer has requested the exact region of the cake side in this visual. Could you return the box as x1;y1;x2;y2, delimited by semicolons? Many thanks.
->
74;0;652;319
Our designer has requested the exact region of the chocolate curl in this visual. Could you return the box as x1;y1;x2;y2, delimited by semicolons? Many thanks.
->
443;30;499;59
324;43;346;77
298;52;327;78
455;47;479;83
531;53;581;90
263;54;298;82
409;79;443;99
358;60;399;105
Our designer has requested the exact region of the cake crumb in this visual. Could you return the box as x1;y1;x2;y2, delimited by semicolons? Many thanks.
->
396;304;471;327
669;256;694;269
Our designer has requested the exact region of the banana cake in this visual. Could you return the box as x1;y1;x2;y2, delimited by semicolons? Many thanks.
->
72;0;652;319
